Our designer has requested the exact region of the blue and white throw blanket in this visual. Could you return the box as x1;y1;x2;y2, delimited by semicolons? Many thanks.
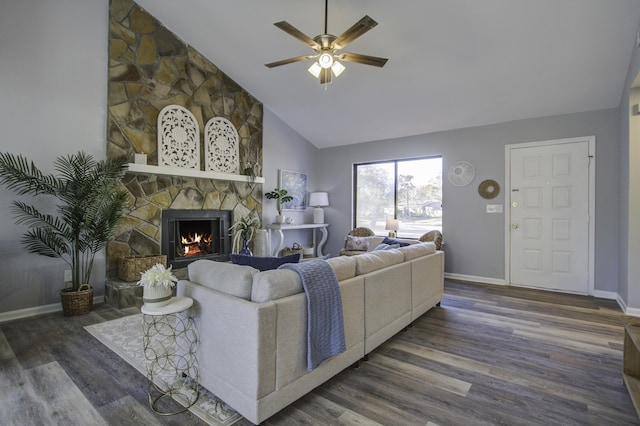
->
279;259;346;371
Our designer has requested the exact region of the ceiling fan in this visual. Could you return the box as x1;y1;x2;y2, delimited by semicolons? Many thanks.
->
265;0;389;84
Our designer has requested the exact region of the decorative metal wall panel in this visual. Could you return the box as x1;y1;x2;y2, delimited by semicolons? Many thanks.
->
157;105;200;169
204;117;239;174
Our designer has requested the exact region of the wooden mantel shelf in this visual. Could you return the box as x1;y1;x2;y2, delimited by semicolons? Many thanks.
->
126;163;265;183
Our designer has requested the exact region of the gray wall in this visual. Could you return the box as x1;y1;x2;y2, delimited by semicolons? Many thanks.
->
0;0;110;314
262;109;321;251
318;109;621;292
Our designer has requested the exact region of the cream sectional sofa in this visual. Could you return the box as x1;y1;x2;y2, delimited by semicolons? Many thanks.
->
177;241;444;424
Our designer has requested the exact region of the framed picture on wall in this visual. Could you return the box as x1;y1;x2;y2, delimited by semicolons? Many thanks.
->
279;169;307;210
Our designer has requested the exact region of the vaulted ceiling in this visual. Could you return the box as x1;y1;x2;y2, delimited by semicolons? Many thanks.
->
134;0;640;149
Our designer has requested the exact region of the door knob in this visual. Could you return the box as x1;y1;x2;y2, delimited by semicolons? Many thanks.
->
512;223;519;229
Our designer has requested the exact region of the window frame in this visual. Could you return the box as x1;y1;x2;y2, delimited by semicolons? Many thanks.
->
353;155;442;238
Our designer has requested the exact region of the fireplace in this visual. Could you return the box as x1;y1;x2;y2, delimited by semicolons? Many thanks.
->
161;209;232;269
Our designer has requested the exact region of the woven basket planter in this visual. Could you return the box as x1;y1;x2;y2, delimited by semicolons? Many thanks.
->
282;242;303;258
60;284;93;316
118;255;167;282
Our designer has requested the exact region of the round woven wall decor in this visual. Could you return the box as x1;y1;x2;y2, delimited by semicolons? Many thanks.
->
478;179;500;199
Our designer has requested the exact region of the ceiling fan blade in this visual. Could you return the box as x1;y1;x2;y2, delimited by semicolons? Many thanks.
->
332;16;378;50
320;68;331;84
274;21;322;50
337;52;388;67
265;55;316;68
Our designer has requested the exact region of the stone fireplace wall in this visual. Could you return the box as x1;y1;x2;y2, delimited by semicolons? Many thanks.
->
106;0;263;277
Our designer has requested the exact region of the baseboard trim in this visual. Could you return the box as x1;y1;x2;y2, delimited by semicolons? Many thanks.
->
0;295;104;324
444;273;506;286
592;290;618;300
617;295;640;317
445;274;629;308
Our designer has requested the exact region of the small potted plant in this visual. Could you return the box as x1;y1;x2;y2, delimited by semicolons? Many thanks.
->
265;188;293;224
137;263;177;310
229;214;261;254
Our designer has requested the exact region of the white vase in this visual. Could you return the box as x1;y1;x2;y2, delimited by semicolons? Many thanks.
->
276;215;286;224
143;284;172;310
253;229;270;256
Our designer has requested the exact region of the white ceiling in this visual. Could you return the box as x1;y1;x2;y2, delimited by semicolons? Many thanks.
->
134;0;640;149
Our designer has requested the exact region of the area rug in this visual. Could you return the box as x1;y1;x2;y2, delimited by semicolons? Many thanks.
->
84;314;242;426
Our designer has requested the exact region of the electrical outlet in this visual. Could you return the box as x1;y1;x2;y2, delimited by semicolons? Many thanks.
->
64;269;72;282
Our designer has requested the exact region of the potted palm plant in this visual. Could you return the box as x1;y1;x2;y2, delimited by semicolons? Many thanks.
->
0;151;128;316
265;188;293;224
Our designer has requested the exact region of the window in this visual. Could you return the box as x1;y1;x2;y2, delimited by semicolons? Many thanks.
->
354;157;442;238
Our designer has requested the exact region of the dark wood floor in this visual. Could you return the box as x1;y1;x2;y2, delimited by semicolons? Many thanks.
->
1;280;638;425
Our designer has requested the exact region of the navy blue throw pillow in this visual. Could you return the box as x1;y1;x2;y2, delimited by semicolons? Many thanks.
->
381;237;410;247
230;253;301;271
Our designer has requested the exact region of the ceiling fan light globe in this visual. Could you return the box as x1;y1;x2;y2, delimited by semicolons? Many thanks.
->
319;52;333;69
308;62;322;78
331;61;345;77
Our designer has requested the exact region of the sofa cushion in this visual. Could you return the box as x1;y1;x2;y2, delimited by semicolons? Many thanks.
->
355;250;404;275
344;235;371;251
366;236;385;251
326;255;357;281
230;253;300;271
251;269;303;302
399;241;436;260
381;237;411;247
188;259;257;300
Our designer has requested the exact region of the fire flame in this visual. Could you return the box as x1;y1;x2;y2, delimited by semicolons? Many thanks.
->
182;233;203;245
180;232;212;256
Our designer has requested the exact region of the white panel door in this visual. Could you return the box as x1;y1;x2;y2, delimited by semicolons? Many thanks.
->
509;141;590;293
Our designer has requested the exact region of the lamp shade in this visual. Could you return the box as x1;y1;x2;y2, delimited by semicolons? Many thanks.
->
309;192;329;207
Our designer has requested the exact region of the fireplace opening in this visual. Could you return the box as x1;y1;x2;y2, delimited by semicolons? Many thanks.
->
177;220;215;258
162;209;232;269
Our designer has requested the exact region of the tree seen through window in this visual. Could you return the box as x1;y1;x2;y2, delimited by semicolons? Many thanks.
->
354;157;442;238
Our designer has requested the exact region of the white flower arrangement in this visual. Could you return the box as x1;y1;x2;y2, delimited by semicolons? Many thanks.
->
137;263;178;288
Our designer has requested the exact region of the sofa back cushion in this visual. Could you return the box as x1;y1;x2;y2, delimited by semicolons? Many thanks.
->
355;249;404;275
188;259;257;300
251;269;303;302
399;241;436;260
326;256;357;281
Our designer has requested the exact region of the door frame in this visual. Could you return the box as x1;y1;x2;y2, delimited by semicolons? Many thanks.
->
504;136;596;295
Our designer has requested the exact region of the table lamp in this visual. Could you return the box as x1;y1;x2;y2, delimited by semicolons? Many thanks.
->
309;192;329;224
385;218;399;237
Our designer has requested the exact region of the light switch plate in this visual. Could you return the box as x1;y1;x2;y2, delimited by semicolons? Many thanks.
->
486;204;503;213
